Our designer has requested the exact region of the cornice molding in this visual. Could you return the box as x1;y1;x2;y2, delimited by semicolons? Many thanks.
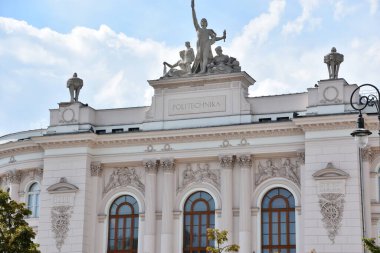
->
0;142;43;158
293;114;357;132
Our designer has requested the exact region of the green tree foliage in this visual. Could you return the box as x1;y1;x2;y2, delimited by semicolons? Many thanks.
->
206;228;240;253
363;238;380;253
0;189;40;253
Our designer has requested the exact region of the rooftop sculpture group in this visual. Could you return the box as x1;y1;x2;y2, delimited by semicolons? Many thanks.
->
162;0;241;79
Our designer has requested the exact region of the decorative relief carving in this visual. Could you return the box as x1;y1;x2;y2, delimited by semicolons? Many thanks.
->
9;156;16;163
238;138;250;146
144;160;158;174
255;158;300;186
320;86;342;104
5;170;22;184
177;163;220;193
219;155;234;169
313;163;348;244
319;193;344;243
220;139;231;148
237;155;252;168
104;168;145;194
51;206;72;252
161;144;173;151
161;159;175;172
90;162;103;177
145;144;155;152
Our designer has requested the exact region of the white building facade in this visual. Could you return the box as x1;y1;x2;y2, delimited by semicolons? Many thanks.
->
1;61;379;253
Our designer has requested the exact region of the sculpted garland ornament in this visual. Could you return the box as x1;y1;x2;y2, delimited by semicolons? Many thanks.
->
104;168;145;194
319;193;344;243
51;206;72;252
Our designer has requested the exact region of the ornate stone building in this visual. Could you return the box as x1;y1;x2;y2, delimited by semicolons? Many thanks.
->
0;15;378;253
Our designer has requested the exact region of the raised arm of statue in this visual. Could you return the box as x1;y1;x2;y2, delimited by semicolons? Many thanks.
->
191;0;200;31
214;29;227;42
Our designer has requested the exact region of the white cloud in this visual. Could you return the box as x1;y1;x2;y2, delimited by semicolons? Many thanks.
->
369;0;379;15
229;0;286;60
0;17;178;111
333;0;357;20
282;0;319;35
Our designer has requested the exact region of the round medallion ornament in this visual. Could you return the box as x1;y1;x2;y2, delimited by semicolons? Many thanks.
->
323;86;339;102
62;108;75;122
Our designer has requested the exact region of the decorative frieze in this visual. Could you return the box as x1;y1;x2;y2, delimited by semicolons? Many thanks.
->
51;206;72;252
90;162;103;177
144;160;158;174
255;158;300;186
178;163;220;193
104;168;145;194
219;155;234;169
5;170;22;184
160;159;175;172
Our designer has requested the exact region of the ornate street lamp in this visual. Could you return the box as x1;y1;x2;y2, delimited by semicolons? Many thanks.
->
350;84;380;148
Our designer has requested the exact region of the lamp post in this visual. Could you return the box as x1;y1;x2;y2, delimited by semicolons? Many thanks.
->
350;84;380;246
350;83;380;148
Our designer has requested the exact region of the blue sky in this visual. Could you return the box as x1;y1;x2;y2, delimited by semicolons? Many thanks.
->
0;0;379;136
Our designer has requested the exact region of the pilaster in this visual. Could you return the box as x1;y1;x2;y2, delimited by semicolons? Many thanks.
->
160;158;175;253
143;159;158;253
237;154;252;253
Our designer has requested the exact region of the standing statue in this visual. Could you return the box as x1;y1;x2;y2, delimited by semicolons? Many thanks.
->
67;73;83;102
324;47;344;79
184;41;195;73
191;0;226;74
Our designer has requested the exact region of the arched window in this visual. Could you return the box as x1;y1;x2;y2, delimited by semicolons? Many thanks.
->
108;195;139;253
183;191;215;253
261;188;296;253
27;183;40;218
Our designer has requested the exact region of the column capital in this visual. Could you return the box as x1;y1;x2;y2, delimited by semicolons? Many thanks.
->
160;159;175;173
362;147;374;162
144;159;159;174
237;154;252;168
219;155;234;169
90;162;103;177
296;150;305;165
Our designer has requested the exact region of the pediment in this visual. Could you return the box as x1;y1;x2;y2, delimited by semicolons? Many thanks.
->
47;177;79;193
312;162;349;180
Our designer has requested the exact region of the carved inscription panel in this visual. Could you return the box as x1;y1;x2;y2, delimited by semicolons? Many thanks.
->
168;95;226;116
